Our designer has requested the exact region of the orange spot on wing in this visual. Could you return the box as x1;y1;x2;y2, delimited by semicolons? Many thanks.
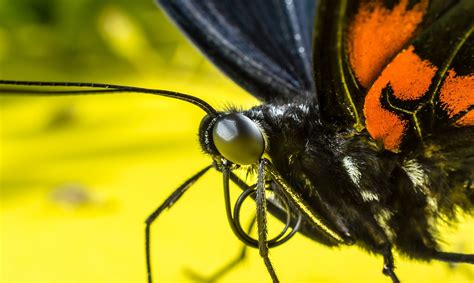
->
364;45;436;151
456;110;474;126
364;92;407;151
347;0;428;88
439;70;474;123
382;46;437;100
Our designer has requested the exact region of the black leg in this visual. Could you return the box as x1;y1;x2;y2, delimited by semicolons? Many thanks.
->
256;160;280;283
432;251;474;264
382;246;400;283
185;217;257;282
222;166;259;247
145;165;212;283
184;163;295;283
228;171;302;248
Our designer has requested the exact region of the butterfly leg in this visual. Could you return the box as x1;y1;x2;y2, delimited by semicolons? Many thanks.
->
185;217;256;282
256;159;280;283
432;251;474;264
382;246;400;283
144;165;212;283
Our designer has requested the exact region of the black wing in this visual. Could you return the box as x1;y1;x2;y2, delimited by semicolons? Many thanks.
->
157;0;317;103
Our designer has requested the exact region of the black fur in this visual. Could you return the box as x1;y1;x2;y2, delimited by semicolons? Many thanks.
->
198;103;474;261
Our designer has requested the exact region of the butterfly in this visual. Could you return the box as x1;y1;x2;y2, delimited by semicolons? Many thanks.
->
0;0;473;282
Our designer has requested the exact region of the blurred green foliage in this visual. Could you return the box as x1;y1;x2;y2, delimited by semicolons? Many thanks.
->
0;0;211;81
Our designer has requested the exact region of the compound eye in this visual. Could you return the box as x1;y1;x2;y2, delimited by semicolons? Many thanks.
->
212;113;265;165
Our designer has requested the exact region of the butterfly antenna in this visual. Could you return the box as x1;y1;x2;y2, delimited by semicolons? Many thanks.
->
0;79;217;114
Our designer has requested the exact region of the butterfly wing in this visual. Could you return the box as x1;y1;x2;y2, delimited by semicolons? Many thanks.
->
159;0;472;150
312;0;471;151
157;0;317;103
349;0;473;151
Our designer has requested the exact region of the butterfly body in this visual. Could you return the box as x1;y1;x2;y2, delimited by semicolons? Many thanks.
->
256;107;472;261
166;1;474;277
200;96;472;263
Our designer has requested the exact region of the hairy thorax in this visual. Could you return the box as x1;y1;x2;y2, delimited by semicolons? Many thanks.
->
243;102;469;257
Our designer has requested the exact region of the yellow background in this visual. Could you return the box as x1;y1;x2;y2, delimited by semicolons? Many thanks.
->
0;0;472;282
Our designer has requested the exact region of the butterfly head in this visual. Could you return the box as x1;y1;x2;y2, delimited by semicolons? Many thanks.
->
199;112;265;166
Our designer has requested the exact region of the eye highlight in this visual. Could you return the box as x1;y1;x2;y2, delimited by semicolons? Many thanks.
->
212;113;265;165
